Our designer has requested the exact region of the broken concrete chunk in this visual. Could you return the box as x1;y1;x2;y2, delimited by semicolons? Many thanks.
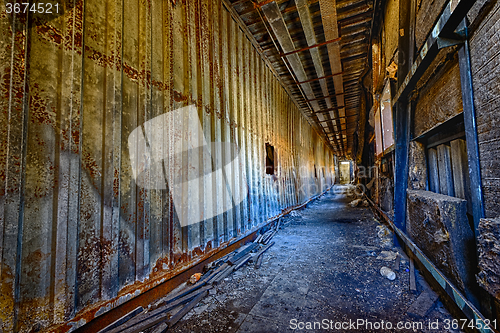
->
380;266;396;280
376;251;398;261
407;291;439;318
406;190;475;294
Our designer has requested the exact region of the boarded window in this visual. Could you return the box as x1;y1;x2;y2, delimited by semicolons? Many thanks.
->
424;116;472;215
265;143;275;175
380;81;394;151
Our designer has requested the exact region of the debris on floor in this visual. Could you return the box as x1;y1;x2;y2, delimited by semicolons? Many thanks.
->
380;266;397;280
189;273;202;285
100;188;464;333
376;250;399;261
407;290;440;318
377;224;394;248
168;188;464;333
349;199;362;207
98;218;285;333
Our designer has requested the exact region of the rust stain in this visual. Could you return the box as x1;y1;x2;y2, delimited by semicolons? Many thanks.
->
0;268;15;332
81;149;101;180
173;90;188;103
36;24;63;44
113;169;120;197
191;246;203;257
55;228;265;333
29;84;56;127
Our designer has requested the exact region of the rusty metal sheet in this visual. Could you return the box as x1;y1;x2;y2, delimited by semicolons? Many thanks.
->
0;0;336;332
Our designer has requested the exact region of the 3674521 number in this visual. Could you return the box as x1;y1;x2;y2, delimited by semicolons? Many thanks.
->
443;318;497;330
5;3;59;14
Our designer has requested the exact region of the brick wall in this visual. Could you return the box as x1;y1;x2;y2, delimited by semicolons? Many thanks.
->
415;0;448;50
414;55;463;138
469;2;500;218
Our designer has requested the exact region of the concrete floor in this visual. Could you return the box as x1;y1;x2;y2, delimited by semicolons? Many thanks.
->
168;187;462;333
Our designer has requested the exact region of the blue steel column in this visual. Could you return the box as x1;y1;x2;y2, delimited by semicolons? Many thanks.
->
393;102;411;236
457;26;485;238
393;0;413;237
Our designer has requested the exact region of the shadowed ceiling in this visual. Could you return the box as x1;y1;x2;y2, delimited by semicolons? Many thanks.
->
223;0;375;158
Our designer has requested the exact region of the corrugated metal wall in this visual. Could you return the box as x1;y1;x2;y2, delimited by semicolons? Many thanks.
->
0;1;335;332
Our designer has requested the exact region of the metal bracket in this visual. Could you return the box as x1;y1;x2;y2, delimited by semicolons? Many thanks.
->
437;24;467;49
437;36;464;49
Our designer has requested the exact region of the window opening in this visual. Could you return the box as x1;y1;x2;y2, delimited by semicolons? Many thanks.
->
421;115;472;216
265;143;275;175
380;81;395;151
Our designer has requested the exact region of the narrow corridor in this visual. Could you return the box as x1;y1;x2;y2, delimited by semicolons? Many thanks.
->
168;187;461;333
3;1;500;331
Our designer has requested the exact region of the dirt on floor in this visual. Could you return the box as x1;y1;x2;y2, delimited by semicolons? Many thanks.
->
151;187;463;333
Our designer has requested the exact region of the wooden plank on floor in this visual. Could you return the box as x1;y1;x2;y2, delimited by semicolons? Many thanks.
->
233;253;253;271
97;307;144;333
211;265;235;285
150;321;168;333
410;258;417;292
107;286;211;333
394;254;401;272
206;263;230;284
167;290;209;328
250;241;275;263
228;243;259;265
254;254;264;268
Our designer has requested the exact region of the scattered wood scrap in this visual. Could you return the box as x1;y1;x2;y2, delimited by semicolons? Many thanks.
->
251;241;275;263
166;290;209;328
107;286;211;333
234;254;253;271
410;258;417;292
97;307;144;333
228;243;259;265
211;264;234;286
103;219;284;332
254;254;264;268
394;253;401;272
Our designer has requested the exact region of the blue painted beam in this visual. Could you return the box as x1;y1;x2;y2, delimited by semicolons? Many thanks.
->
457;30;485;239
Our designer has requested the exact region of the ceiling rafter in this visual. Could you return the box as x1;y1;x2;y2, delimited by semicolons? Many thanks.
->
227;0;374;158
296;0;348;152
318;0;349;154
260;1;342;153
